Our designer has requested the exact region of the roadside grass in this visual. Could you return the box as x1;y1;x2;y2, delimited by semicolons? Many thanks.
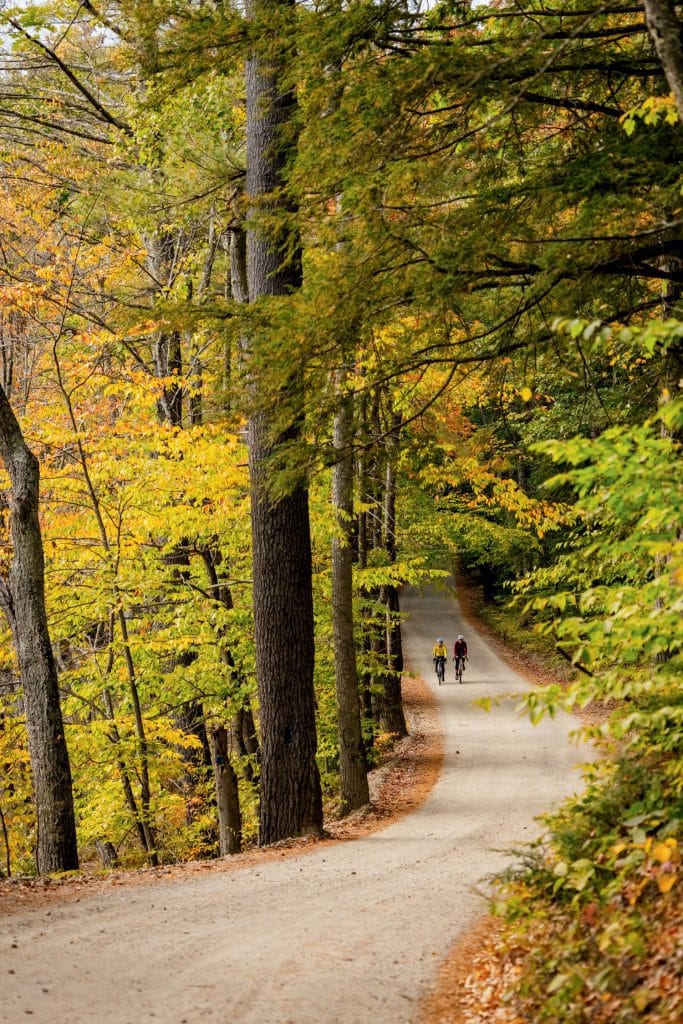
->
456;574;576;691
474;595;574;679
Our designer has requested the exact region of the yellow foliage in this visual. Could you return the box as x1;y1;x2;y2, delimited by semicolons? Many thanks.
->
656;872;677;895
652;838;678;864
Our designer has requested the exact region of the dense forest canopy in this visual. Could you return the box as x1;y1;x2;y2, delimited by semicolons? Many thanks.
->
0;1;681;1017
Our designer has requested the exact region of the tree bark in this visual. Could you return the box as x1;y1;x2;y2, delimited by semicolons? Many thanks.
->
245;0;323;844
379;412;407;738
644;0;683;121
355;392;375;744
0;802;11;877
249;427;323;842
331;376;370;814
208;725;242;855
380;584;407;737
230;702;261;784
94;839;118;868
0;386;78;874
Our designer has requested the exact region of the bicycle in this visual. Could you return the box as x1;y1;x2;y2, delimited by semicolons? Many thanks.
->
454;655;466;684
434;655;446;686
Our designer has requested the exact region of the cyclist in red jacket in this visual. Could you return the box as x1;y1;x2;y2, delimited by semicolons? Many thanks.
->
453;635;468;678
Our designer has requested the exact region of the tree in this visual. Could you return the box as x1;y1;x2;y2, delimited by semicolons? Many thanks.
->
293;0;682;398
644;0;683;119
245;0;323;843
331;358;370;813
0;387;78;874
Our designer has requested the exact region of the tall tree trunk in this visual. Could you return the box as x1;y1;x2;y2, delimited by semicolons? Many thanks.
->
245;0;323;844
222;226;249;415
355;392;376;740
0;802;11;877
331;372;370;814
249;434;323;842
380;585;407;737
208;725;242;855
231;702;261;784
644;0;683;120
361;393;405;737
379;411;407;738
0;387;78;874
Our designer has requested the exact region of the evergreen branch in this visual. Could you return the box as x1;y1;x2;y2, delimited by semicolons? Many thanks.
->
595;261;683;280
518;91;622;117
465;22;648;47
387;20;648;49
444;4;649;30
528;60;659;77
610;298;662;320
511;224;683;244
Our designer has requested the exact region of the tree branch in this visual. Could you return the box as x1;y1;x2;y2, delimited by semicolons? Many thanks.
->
0;106;112;145
5;17;131;136
519;91;623;117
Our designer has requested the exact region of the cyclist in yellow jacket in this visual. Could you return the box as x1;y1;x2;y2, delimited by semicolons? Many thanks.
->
433;638;448;684
433;638;447;665
433;638;447;661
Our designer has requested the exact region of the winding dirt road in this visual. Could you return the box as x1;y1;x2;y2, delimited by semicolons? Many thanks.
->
1;583;587;1024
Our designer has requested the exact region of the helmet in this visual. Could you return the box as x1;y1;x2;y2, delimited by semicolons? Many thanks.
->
458;635;464;640
437;638;444;644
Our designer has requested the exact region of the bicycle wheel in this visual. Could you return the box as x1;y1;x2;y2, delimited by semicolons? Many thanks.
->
437;661;444;685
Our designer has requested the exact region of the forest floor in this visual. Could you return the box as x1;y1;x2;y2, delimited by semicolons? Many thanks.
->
0;581;585;1024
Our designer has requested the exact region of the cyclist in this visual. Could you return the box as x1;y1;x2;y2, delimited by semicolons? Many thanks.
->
453;634;468;679
433;638;447;683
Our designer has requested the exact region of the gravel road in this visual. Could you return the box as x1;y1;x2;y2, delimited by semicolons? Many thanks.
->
1;583;587;1024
